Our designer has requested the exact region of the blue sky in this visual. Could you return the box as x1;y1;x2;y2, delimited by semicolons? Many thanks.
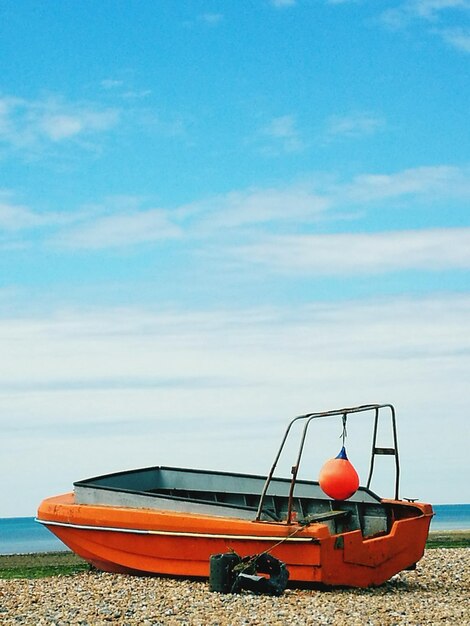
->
1;0;469;516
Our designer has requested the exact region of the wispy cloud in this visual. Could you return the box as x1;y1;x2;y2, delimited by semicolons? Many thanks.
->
40;110;117;141
1;186;329;249
326;0;470;53
0;94;119;154
438;26;470;50
381;0;470;27
405;0;470;21
0;191;80;236
135;109;186;137
379;0;470;51
341;164;470;203
121;89;153;100
52;205;182;250
178;185;330;231
2;163;469;250
100;79;124;90
0;196;45;231
325;112;385;140
235;227;470;275
0;194;182;250
199;13;224;25
271;0;297;7
327;0;360;4
50;164;470;249
1;294;469;513
259;115;304;154
2;295;469;409
99;78;152;99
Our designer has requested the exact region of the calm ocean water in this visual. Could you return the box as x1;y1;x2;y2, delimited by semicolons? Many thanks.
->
0;504;468;555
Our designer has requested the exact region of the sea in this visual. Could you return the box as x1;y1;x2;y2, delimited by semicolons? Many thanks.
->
0;504;469;555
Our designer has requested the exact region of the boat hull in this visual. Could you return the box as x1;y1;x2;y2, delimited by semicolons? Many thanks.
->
37;493;433;587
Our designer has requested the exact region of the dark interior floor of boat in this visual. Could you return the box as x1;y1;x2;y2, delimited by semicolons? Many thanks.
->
74;466;421;538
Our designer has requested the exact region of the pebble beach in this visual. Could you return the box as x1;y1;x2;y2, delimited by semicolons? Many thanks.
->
1;548;468;626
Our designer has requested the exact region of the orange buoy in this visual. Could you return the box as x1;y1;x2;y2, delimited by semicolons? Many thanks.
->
318;446;359;500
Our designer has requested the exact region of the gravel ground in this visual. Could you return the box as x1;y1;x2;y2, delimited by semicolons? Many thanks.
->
0;548;468;626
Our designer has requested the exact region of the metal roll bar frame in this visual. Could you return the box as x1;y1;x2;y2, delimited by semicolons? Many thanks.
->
255;403;400;524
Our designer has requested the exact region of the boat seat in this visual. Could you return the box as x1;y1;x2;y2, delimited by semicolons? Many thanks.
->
299;510;350;526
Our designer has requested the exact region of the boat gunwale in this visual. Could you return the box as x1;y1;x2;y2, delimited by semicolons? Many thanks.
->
74;464;383;506
75;482;276;518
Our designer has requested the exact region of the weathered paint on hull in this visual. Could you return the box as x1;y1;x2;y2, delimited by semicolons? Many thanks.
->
37;493;433;587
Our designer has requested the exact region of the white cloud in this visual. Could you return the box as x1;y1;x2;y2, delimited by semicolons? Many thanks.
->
191;165;469;228
99;78;152;99
439;26;470;50
0;192;82;234
2;163;469;253
121;89;153;100
0;198;44;231
1;298;469;423
135;109;186;137
327;0;361;4
40;114;84;140
2;163;469;250
0;194;183;250
0;95;119;153
408;0;470;20
2;185;329;250
100;78;124;90
200;13;224;25
341;164;470;203
1;295;469;513
0;297;467;389
331;0;470;55
367;1;470;52
325;112;385;139
271;0;297;7
235;227;470;275
179;185;330;231
381;0;470;29
264;115;304;151
54;208;182;249
39;110;117;141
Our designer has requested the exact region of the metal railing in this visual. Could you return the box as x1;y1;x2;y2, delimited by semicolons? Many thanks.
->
255;404;400;523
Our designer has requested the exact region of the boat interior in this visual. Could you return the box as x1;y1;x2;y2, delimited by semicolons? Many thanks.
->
74;466;422;539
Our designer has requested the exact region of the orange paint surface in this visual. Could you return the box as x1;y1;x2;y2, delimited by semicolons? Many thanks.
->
37;493;433;587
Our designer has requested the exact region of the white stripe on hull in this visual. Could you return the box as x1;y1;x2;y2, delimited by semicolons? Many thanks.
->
36;518;314;542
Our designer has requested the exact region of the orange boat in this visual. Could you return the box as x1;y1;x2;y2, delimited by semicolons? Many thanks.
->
37;404;433;588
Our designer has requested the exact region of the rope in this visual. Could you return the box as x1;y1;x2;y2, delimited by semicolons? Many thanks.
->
234;518;315;574
341;413;347;446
